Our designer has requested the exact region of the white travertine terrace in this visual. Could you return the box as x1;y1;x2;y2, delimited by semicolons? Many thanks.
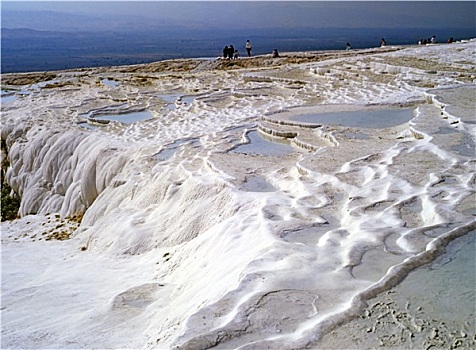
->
1;41;475;349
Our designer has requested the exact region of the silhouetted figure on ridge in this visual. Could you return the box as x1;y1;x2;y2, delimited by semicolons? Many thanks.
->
228;45;235;59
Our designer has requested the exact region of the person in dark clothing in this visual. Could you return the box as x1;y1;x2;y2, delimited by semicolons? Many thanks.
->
223;46;229;59
228;45;235;59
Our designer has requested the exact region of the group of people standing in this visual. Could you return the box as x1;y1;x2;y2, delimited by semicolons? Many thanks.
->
418;35;437;45
418;35;455;45
346;34;456;51
222;44;238;59
223;40;253;59
223;34;455;60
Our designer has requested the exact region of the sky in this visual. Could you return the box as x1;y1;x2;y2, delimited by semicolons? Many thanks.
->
2;1;476;31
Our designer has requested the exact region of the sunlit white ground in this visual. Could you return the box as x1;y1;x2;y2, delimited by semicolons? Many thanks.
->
1;41;475;349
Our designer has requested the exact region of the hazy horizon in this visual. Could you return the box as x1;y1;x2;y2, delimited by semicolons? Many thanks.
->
2;1;475;32
2;1;475;73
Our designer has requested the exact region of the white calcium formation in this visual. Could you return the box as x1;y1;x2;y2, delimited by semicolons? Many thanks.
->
1;42;475;349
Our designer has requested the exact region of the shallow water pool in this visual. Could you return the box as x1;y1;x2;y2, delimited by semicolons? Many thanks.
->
1;95;16;104
239;176;276;192
231;131;295;156
290;108;415;128
154;138;200;162
1;90;17;104
158;93;196;110
102;79;120;87
92;110;153;124
78;122;101;130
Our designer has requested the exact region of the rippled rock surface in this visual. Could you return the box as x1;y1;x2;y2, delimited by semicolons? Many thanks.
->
1;41;475;349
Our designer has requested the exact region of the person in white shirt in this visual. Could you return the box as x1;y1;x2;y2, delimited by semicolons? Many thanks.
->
245;40;252;57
